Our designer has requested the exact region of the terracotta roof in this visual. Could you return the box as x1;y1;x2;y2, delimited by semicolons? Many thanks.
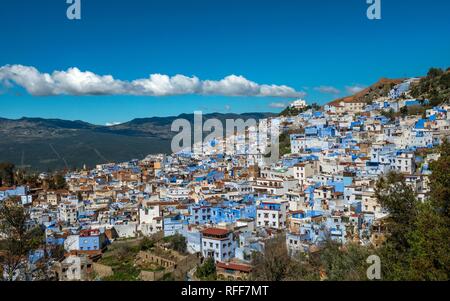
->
216;261;252;273
202;228;230;236
80;229;101;237
0;187;14;191
146;201;178;207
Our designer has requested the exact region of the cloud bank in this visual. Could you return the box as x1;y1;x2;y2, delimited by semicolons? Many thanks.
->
269;102;288;108
314;86;341;95
0;65;305;98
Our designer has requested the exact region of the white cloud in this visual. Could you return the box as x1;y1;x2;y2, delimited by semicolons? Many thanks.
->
345;85;366;95
0;65;126;96
314;86;341;94
0;65;305;98
105;121;123;126
269;102;288;108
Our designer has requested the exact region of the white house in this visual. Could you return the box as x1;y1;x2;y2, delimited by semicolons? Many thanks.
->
201;228;235;262
256;199;288;230
138;202;163;236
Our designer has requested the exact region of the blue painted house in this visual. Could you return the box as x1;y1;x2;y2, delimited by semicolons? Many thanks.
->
78;229;107;252
185;203;213;225
164;214;187;237
211;201;256;224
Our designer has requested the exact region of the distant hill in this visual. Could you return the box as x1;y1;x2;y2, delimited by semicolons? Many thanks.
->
276;67;449;119
327;68;450;107
0;112;275;171
328;78;405;106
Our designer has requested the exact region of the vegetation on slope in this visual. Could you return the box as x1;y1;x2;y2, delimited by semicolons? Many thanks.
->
252;141;450;281
278;133;292;157
410;67;450;107
279;103;321;117
195;257;217;280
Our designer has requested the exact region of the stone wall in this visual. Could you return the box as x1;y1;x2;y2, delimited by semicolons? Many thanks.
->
139;270;166;281
137;251;178;269
93;263;113;278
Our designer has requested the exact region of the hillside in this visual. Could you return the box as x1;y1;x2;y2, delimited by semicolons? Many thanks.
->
0;112;275;171
327;68;450;107
328;78;405;106
410;67;450;106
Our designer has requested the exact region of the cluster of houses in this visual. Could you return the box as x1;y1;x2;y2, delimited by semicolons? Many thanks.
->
1;79;449;281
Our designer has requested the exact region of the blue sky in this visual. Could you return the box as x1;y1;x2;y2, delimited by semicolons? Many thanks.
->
0;0;449;125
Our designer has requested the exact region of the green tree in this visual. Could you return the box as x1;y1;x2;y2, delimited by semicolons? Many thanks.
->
278;133;292;157
427;67;444;78
375;172;418;252
251;235;370;281
374;172;419;280
251;235;292;281
410;67;450;107
313;240;373;281
139;237;155;251
0;201;44;281
195;257;217;280
51;174;67;190
168;234;187;254
380;109;396;122
0;162;15;187
311;103;321;111
403;141;450;280
16;172;40;188
400;106;408;117
428;141;450;218
375;146;450;281
406;202;450;280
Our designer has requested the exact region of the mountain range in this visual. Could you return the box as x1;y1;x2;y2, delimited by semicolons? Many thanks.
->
0;113;274;171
